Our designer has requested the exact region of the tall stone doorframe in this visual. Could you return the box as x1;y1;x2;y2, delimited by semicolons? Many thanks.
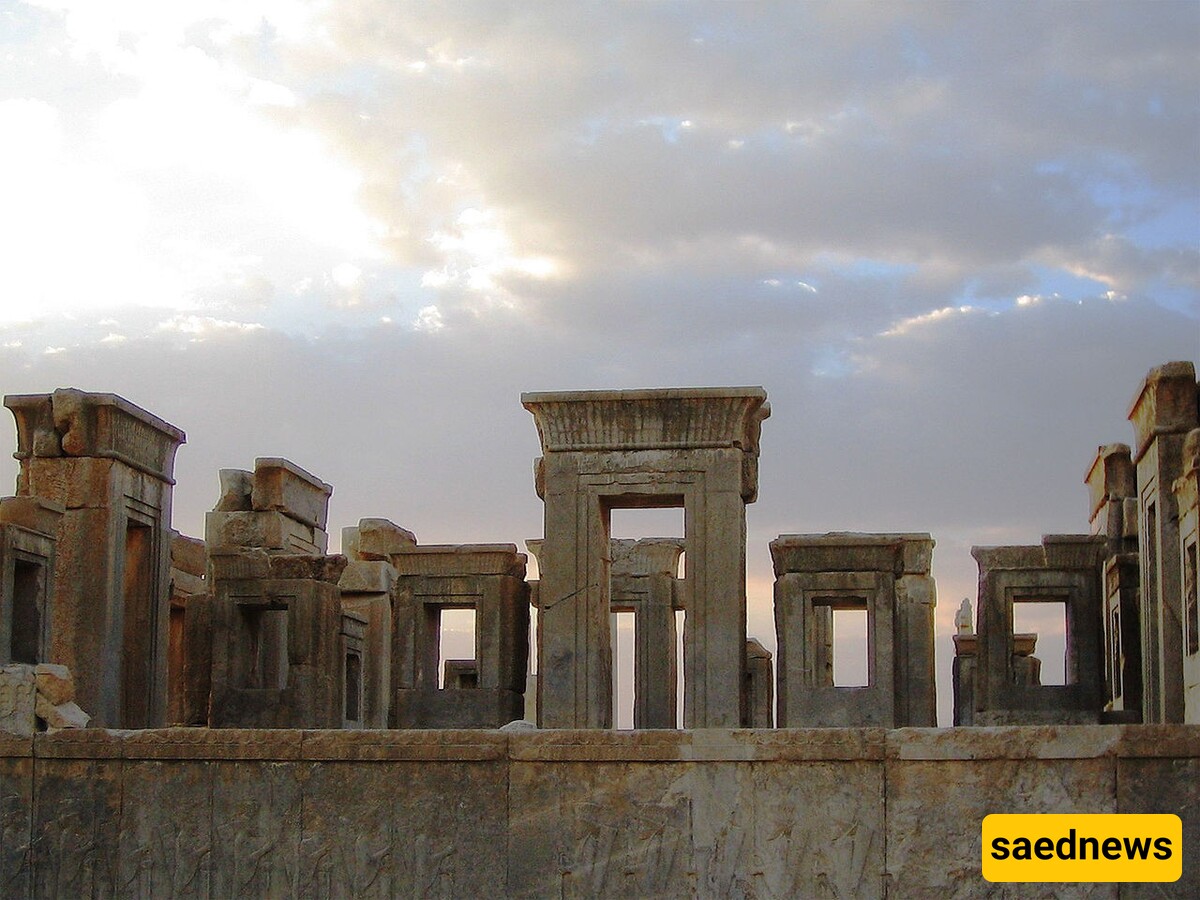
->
390;544;529;728
770;533;937;728
522;387;769;728
5;389;185;728
1127;360;1198;723
971;535;1107;725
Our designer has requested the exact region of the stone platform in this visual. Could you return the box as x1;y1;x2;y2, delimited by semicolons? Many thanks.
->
1;725;1196;898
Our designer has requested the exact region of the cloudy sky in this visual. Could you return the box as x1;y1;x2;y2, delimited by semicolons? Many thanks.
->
1;1;1197;723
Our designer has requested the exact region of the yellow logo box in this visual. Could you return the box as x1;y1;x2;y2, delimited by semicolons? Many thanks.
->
982;814;1181;883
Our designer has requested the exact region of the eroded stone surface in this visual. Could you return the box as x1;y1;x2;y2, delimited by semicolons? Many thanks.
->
0;726;1193;896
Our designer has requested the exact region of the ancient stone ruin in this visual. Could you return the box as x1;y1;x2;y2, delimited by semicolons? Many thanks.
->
0;365;1196;896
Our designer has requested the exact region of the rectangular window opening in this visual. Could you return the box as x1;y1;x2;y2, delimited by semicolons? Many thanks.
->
437;607;476;689
608;506;685;539
831;606;869;687
344;651;362;723
612;610;635;729
10;559;42;664
1013;599;1068;686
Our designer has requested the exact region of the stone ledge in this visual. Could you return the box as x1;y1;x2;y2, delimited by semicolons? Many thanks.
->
12;724;1199;762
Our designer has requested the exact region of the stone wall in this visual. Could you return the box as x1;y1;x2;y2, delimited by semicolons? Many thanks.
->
0;725;1195;898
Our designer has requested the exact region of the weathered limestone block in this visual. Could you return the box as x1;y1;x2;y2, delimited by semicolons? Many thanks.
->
214;467;253;510
5;389;184;729
771;533;937;727
523;387;769;729
251;457;332;529
205;509;327;554
344;517;417;561
0;666;36;736
33;663;74;706
1128;361;1198;723
34;694;89;730
971;535;1107;725
205;458;331;555
391;544;529;729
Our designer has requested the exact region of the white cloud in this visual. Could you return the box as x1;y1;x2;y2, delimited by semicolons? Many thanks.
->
413;304;443;332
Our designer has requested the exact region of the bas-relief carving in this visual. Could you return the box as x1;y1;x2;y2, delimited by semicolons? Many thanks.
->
753;762;882;900
211;762;301;898
886;758;1116;900
298;764;396;898
33;777;122;899
118;761;212;899
0;760;33;897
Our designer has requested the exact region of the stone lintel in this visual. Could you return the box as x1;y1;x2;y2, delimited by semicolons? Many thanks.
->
0;495;64;536
343;517;417;561
6;389;185;483
391;544;526;577
1084;443;1135;519
521;386;769;454
972;534;1106;571
610;538;685;577
251;457;333;528
1126;360;1198;461
770;532;934;576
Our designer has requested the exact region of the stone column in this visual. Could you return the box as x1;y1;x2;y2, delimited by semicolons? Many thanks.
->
611;538;683;729
5;389;185;727
743;638;774;727
523;388;769;728
339;518;411;730
167;532;208;725
1084;443;1141;718
1127;361;1198;723
1173;428;1200;722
